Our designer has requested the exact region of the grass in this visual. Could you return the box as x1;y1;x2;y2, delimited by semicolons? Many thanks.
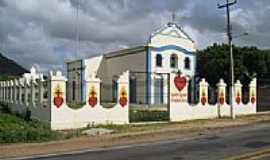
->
0;103;171;144
0;113;62;143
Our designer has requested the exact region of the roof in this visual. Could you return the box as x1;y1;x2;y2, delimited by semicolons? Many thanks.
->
66;22;195;64
104;45;147;58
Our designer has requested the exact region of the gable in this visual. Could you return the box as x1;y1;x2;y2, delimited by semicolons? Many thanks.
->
150;23;194;43
149;23;196;53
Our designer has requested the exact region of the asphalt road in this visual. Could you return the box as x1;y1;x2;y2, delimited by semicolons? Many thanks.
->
14;123;270;160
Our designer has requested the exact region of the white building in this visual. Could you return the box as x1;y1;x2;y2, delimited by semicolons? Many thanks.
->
66;22;196;105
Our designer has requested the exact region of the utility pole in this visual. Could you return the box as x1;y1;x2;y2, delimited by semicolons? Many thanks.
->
218;0;237;119
75;0;80;58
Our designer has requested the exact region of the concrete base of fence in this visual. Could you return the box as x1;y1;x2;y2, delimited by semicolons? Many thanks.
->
170;103;218;121
219;103;257;117
169;73;257;122
50;104;129;130
170;103;256;122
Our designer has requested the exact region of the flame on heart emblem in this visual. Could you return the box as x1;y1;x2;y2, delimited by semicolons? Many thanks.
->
119;87;127;107
53;84;64;108
174;75;186;91
88;86;97;108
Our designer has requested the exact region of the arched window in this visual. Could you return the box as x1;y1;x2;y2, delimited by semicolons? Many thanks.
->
156;54;162;67
184;57;191;69
170;54;178;68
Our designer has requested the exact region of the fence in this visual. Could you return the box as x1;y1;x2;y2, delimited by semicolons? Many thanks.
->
129;72;169;109
170;73;257;121
0;67;129;130
257;77;270;111
0;67;257;130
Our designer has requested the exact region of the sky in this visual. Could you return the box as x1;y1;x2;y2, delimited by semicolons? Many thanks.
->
0;0;269;72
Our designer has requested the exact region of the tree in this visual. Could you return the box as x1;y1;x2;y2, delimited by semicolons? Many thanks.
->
197;43;270;86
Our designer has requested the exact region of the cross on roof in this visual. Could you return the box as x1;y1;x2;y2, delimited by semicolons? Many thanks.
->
172;12;176;23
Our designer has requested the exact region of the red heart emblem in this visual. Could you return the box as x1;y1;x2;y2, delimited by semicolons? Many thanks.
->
174;75;187;91
119;97;127;107
251;97;256;104
219;96;225;105
236;96;241;104
88;96;97;108
201;97;207;105
54;96;63;108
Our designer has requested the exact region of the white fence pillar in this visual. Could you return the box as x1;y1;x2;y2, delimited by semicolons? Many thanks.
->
199;78;209;106
7;81;11;103
249;78;257;105
18;79;24;105
3;82;6;102
49;71;67;129
49;71;67;109
30;79;37;107
38;78;45;107
85;74;101;108
169;72;190;121
234;80;242;105
9;80;13;103
24;79;30;106
115;71;130;123
13;79;18;104
217;79;227;106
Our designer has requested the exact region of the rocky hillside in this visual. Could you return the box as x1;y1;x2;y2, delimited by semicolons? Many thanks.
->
0;53;28;78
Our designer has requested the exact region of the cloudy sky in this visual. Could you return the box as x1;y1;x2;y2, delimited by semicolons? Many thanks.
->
0;0;269;71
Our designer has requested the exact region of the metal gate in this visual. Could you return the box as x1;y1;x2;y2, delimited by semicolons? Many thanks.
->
258;77;270;112
129;72;170;122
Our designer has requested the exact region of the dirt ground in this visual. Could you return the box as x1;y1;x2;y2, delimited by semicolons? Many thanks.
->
1;112;270;159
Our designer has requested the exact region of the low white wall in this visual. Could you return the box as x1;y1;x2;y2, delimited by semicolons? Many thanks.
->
0;67;258;130
50;103;129;130
169;73;257;122
49;71;130;130
170;103;218;121
219;103;256;117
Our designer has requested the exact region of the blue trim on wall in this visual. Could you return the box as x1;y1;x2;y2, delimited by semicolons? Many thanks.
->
151;45;194;56
145;49;148;104
80;60;84;102
146;47;152;104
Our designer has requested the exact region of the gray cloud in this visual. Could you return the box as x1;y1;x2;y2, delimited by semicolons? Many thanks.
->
0;0;269;72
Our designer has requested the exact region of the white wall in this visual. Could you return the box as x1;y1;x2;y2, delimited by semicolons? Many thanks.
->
169;73;257;122
49;71;130;130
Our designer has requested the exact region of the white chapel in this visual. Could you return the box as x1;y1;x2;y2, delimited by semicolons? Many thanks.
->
66;22;197;105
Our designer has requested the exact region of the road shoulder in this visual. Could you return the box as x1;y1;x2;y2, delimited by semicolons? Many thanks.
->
1;113;270;159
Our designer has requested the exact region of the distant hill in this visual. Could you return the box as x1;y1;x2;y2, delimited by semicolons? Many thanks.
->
0;53;28;78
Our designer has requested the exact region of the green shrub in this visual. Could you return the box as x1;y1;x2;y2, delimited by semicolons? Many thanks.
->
0;103;11;113
24;108;31;121
0;113;62;143
67;101;85;109
130;109;169;122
